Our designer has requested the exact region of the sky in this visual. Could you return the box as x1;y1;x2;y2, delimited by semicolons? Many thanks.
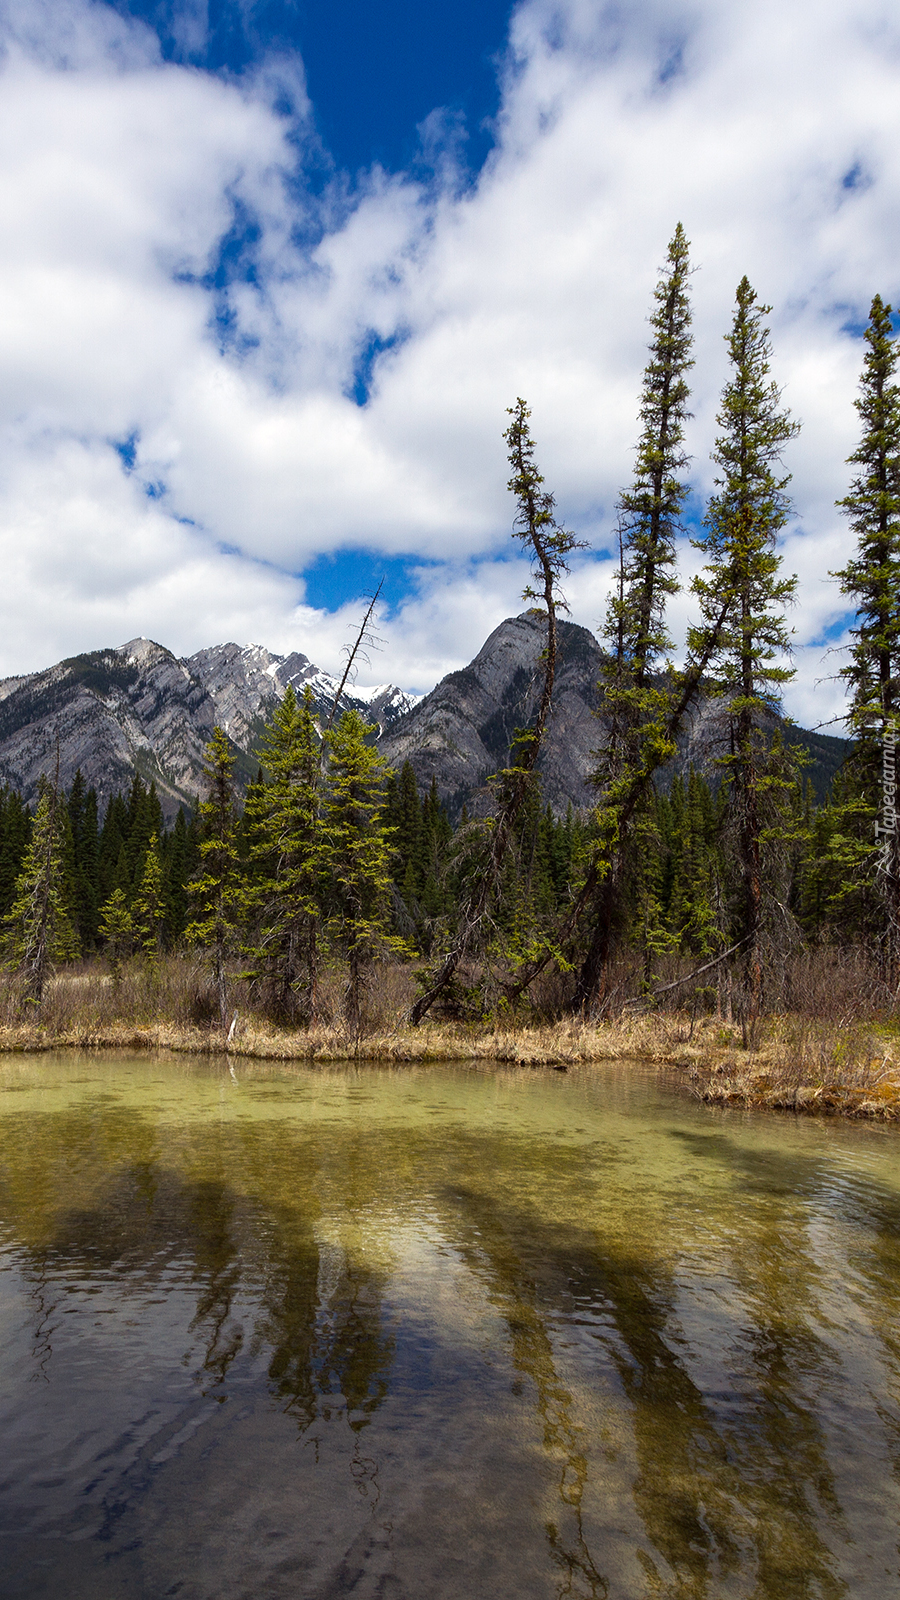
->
0;0;898;726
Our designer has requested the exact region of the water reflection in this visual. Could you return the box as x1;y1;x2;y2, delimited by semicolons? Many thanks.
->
2;1109;397;1444
443;1182;746;1599
0;1057;898;1599
444;1185;608;1597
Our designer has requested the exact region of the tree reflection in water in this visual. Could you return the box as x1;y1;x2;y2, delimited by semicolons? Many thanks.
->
0;1106;396;1448
443;1186;608;1598
441;1182;744;1600
0;1064;898;1600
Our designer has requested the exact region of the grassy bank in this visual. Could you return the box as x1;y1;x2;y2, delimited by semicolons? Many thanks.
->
0;957;898;1119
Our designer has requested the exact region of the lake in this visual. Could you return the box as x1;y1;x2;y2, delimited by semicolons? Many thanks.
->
0;1052;898;1598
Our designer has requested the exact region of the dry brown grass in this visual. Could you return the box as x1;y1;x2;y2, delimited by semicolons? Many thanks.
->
0;953;899;1120
661;1012;900;1119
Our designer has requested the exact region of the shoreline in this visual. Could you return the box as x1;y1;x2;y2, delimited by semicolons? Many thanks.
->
1;1014;899;1121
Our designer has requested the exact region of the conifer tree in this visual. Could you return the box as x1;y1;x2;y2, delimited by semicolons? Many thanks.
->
410;401;579;1024
98;887;133;980
796;769;868;942
576;224;695;1009
322;709;408;1033
391;761;422;899
132;832;166;974
125;777;163;893
665;768;724;957
68;777;100;950
833;294;900;965
689;276;800;1024
186;728;243;1027
605;222;693;703
417;777;452;920
4;780;79;1004
0;788;31;921
98;792;129;906
246;685;324;1021
163;807;198;942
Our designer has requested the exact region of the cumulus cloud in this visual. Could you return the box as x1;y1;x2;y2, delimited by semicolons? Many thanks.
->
0;0;896;728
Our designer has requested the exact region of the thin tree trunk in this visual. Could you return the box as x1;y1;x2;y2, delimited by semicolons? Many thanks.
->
563;596;733;1016
409;403;574;1026
215;938;228;1029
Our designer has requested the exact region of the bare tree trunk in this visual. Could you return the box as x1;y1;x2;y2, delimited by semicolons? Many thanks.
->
215;940;228;1029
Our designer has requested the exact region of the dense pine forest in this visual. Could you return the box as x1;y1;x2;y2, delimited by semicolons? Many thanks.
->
3;225;900;1045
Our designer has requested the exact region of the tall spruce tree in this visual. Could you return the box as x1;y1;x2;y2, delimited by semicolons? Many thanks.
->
605;222;693;700
409;401;579;1024
833;295;900;966
246;684;324;1021
576;224;695;1009
4;779;79;1004
322;709;407;1033
689;276;800;1025
98;887;133;980
163;807;198;942
68;776;100;950
186;728;244;1027
0;788;31;921
132;832;166;974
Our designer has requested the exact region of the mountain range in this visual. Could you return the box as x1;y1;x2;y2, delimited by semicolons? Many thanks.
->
0;616;848;818
0;638;414;818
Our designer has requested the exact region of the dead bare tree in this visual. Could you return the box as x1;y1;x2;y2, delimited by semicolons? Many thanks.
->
324;580;385;732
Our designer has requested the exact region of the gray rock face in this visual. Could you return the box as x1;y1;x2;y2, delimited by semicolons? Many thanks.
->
0;619;847;820
0;640;216;817
376;613;852;814
0;638;414;818
377;613;605;817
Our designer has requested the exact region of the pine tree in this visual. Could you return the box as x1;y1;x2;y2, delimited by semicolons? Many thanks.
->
245;685;324;1021
98;887;133;980
666;768;724;958
833;294;900;966
0;788;31;921
68;777;100;950
417;777;451;921
125;777;163;895
186;729;244;1027
576;224;695;1010
322;710;408;1033
132;832;166;974
391;761;422;894
4;780;79;1004
410;402;579;1024
163;807;197;942
689;276;800;1026
605;222;694;699
98;792;129;906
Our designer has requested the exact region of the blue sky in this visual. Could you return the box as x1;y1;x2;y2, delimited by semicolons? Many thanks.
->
0;0;897;724
111;0;513;176
102;0;520;629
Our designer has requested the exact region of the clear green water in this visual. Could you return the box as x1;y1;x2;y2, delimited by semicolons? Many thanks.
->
0;1055;899;1599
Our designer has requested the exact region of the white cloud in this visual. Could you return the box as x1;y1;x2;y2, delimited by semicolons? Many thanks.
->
0;0;896;733
0;432;302;666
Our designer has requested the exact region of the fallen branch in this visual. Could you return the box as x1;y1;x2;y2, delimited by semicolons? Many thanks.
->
622;936;751;1006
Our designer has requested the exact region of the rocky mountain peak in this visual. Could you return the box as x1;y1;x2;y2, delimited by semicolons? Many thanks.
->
118;637;176;669
378;613;605;818
0;636;416;817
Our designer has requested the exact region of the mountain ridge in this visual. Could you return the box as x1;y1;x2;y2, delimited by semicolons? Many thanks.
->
0;637;415;817
0;620;849;818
